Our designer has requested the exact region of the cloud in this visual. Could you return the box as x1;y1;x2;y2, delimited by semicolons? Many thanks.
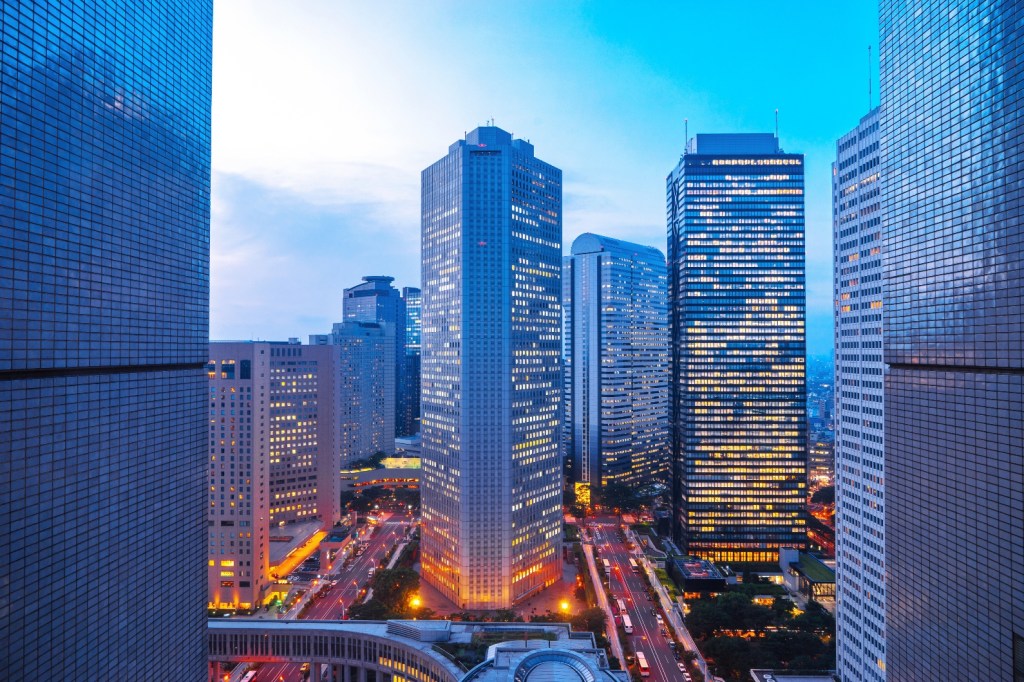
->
210;172;420;342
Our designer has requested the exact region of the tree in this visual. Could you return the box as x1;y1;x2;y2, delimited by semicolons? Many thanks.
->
763;630;825;664
703;636;780;681
571;607;607;635
593;481;643;513
811;486;835;504
789;600;835;635
346;599;390;620
370;567;420;615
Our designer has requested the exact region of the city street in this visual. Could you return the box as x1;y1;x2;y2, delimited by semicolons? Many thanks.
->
588;516;694;681
250;516;413;682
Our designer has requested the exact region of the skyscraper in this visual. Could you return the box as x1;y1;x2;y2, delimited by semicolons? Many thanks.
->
267;342;339;527
312;321;396;466
207;343;272;612
402;286;422;436
0;1;211;678
563;233;670;494
207;341;340;612
420;126;563;609
880;2;1023;678
832;108;885;682
344;276;409;437
667;133;807;564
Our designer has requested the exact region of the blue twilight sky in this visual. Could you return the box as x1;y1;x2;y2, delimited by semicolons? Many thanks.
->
211;1;879;356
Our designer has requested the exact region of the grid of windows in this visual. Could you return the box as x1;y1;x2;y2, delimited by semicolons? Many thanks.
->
403;287;422;436
667;134;808;564
420;127;563;609
564;234;670;491
0;1;210;678
207;344;271;611
344;277;411;437
833;108;886;682
881;1;1024;678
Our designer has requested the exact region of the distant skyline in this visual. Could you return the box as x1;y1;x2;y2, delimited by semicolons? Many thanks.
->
211;1;878;356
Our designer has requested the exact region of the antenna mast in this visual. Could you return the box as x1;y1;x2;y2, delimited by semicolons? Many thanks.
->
685;118;688;149
775;109;779;140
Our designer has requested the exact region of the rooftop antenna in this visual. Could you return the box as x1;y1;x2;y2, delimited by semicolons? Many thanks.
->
775;109;779;140
685;118;688;148
868;45;873;108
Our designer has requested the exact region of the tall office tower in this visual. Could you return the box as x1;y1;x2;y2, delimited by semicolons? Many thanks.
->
832;108;885;682
420;126;563;609
402;287;423;436
0;2;211;678
563;233;670;494
312;321;396;466
344;276;409;436
667;133;807;564
268;343;339;527
880;3;1024;678
206;343;272;612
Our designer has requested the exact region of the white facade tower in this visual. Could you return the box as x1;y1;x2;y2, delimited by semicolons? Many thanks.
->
420;126;563;610
832;107;885;682
563;233;670;493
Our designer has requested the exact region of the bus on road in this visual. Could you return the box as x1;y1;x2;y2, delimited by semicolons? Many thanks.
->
628;558;639;574
636;651;650;677
616;598;628;616
602;558;611;575
622;614;633;634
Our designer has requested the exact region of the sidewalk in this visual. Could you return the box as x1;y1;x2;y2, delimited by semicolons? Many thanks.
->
581;541;625;668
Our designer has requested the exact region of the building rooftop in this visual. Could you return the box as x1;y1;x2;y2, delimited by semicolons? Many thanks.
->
208;620;626;682
691;132;780;154
672;556;725;581
793;554;835;584
749;670;838;682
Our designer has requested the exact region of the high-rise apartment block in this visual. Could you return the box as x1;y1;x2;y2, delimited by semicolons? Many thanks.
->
206;343;272;611
344;276;410;437
402;286;422;436
563;233;670;493
312;321;396;465
667;133;808;564
420;126;563;609
832;108;885;682
880;2;1023;678
1;2;212;677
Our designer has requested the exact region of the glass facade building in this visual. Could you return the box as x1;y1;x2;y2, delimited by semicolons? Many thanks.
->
563;233;670;493
880;1;1024;678
667;133;808;564
420;126;563;609
1;1;211;678
344;276;409;437
402;286;422;436
311;322;396;466
832;108;886;682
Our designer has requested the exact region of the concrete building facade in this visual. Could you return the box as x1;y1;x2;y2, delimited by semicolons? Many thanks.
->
832;107;886;682
206;343;272;611
420;126;564;609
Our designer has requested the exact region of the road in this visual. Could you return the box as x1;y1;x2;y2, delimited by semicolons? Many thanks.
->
253;515;413;682
589;516;694;682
